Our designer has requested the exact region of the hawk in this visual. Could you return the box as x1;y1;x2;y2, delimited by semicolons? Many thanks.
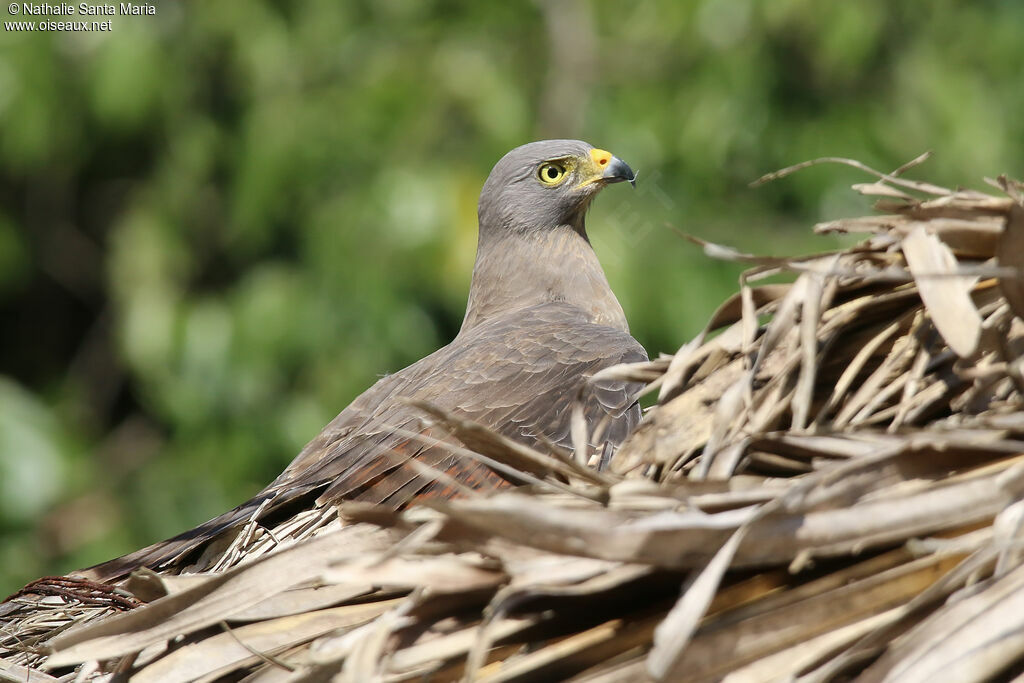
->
82;140;648;581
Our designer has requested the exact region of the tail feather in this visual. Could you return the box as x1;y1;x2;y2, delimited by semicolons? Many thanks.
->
76;493;278;582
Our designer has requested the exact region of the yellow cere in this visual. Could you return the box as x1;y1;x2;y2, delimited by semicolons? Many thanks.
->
589;148;613;168
567;148;615;189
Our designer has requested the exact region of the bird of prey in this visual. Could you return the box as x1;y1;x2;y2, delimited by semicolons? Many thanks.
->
81;140;648;582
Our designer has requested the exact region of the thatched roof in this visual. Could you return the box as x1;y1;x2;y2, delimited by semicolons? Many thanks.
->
4;157;1024;682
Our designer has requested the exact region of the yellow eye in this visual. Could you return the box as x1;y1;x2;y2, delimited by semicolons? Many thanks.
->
538;162;567;185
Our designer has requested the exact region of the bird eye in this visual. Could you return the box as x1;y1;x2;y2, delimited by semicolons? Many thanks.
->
537;162;567;186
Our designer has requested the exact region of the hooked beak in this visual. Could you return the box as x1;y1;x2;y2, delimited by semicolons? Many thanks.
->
603;156;637;187
589;148;636;187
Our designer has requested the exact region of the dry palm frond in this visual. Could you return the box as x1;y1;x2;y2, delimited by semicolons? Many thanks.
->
4;159;1024;683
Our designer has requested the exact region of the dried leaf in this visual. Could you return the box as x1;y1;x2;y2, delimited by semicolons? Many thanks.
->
793;256;840;430
859;563;1024;682
0;660;59;683
46;526;394;668
902;224;982;357
648;525;748;680
997;203;1024;319
132;602;402;683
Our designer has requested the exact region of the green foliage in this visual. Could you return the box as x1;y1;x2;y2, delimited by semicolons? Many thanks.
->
2;0;1023;594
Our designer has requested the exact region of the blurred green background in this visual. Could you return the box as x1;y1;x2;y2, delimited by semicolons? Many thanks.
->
2;0;1023;594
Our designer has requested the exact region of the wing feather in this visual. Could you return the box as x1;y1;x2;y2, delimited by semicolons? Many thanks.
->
80;302;646;581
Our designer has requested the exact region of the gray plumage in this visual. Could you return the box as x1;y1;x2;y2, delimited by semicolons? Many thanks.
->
82;140;648;581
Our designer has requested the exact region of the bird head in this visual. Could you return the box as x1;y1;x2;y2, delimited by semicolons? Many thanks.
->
477;139;636;237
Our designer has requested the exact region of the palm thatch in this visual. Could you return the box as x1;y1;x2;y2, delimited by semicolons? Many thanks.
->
4;157;1024;682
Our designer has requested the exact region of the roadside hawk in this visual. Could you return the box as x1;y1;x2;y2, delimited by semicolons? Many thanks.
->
83;140;648;581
